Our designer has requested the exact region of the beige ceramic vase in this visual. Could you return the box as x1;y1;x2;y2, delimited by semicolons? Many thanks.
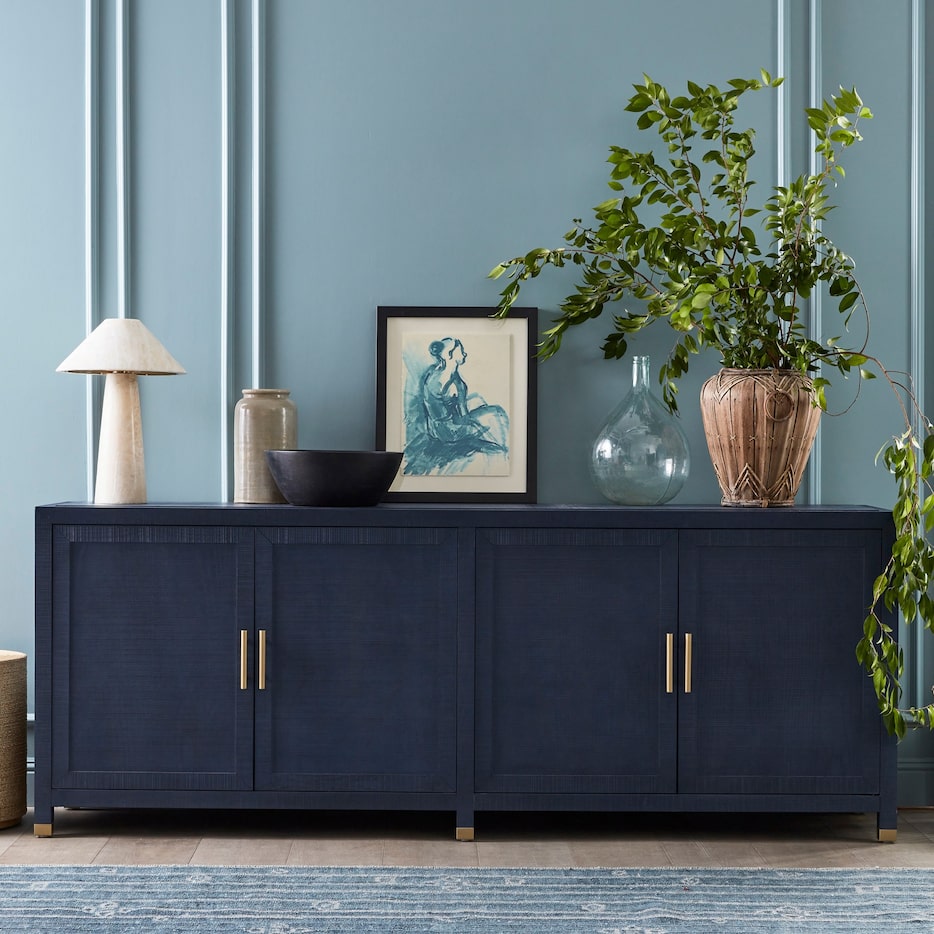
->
700;368;821;507
234;389;298;503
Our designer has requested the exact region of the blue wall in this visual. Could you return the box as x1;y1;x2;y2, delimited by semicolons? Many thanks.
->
3;0;933;801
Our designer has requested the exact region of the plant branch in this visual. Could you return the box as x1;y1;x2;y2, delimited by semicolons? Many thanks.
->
489;72;934;735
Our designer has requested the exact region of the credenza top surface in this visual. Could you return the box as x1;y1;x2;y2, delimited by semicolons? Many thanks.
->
36;502;893;531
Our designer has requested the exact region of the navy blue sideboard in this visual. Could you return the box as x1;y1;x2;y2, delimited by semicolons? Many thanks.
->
34;503;897;840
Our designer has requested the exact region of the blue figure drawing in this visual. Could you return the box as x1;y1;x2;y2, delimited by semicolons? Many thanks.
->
403;336;509;476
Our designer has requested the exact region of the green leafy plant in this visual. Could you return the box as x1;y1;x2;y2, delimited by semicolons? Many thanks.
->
489;70;934;738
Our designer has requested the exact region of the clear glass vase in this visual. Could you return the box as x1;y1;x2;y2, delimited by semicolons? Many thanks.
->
590;355;690;505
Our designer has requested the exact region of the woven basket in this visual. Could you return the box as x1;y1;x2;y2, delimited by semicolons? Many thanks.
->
700;368;821;507
0;651;26;829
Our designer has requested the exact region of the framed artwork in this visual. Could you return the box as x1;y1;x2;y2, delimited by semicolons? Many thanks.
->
376;306;538;502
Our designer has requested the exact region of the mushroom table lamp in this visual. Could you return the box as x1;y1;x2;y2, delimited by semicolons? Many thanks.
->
57;318;185;504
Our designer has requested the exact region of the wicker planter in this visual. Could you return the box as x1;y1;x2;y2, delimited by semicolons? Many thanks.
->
700;368;821;507
0;651;26;830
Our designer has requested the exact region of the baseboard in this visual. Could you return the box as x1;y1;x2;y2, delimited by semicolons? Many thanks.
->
897;756;934;807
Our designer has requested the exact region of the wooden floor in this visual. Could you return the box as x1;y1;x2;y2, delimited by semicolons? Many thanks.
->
1;808;933;868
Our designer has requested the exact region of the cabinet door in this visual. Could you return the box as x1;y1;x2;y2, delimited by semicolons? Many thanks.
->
254;527;459;793
51;526;254;791
475;528;678;794
678;529;884;795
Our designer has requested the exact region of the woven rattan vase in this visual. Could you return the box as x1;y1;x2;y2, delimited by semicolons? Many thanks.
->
700;368;821;507
0;651;26;829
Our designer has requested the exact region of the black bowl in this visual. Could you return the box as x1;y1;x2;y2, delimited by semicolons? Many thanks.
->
264;449;403;507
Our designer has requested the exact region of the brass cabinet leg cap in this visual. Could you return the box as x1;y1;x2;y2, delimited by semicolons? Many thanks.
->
33;823;54;838
878;828;897;843
455;827;475;842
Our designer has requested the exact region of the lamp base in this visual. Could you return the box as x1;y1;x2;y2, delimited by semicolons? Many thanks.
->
95;372;146;504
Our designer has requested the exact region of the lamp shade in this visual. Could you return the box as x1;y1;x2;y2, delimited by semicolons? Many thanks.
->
56;317;185;375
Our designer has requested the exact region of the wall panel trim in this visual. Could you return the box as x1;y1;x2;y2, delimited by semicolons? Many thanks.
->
806;0;823;504
116;0;130;320
220;0;236;501
775;0;791;190
910;0;926;707
83;0;101;501
251;0;266;388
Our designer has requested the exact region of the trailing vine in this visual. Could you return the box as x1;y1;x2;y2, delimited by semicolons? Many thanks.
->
860;381;934;737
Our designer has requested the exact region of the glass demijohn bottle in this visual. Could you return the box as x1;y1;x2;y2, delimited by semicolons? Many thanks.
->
590;355;690;505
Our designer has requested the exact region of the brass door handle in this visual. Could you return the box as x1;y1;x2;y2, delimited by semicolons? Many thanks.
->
684;632;693;694
665;633;674;694
240;629;248;690
258;629;267;691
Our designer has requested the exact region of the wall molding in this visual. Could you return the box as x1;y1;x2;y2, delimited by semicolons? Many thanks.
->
83;0;100;502
775;0;825;504
806;0;823;504
220;0;236;501
115;0;130;320
775;0;791;190
909;0;926;708
83;0;244;501
251;0;266;389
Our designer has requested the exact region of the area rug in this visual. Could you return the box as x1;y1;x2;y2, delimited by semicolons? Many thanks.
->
0;865;932;932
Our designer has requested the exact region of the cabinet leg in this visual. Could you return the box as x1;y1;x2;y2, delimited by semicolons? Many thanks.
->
455;826;475;842
33;801;54;837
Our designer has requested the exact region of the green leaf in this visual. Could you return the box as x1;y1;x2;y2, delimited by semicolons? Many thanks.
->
625;93;652;113
838;291;859;313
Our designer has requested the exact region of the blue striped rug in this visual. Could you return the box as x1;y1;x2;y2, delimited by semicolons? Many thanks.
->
0;865;932;932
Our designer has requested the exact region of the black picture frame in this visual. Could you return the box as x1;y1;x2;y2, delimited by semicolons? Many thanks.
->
376;306;538;503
